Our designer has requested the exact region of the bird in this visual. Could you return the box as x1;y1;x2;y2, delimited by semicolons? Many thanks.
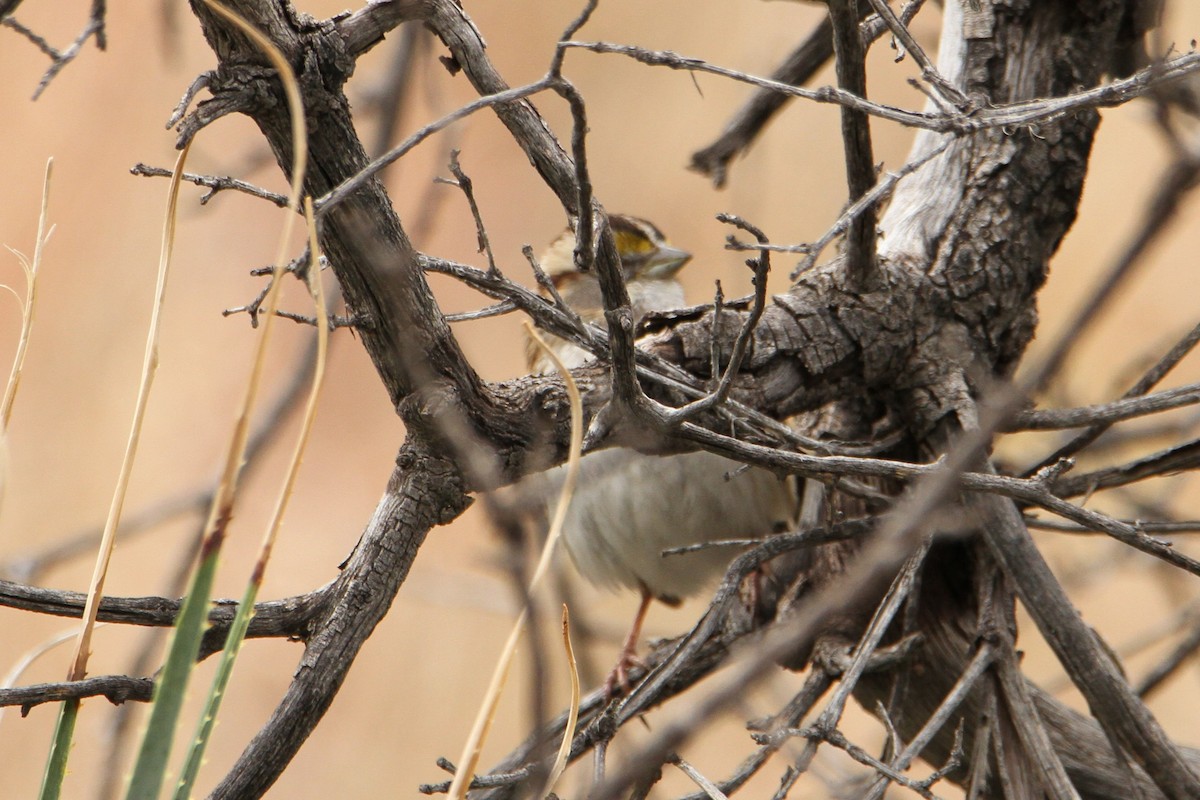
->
524;213;797;694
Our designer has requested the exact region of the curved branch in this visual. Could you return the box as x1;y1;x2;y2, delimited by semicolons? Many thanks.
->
208;442;467;799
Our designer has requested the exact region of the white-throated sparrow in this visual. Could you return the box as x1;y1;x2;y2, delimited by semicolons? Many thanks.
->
526;214;796;692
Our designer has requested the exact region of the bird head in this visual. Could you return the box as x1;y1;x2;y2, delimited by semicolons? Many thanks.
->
529;214;692;372
540;214;691;287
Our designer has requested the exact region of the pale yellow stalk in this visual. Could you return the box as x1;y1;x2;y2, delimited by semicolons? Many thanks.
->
448;323;584;798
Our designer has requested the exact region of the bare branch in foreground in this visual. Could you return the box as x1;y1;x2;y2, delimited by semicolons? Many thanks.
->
0;675;153;713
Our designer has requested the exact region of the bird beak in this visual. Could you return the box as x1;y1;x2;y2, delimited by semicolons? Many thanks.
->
642;245;692;278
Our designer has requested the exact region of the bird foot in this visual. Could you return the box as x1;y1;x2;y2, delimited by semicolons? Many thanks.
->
604;590;655;698
603;648;646;698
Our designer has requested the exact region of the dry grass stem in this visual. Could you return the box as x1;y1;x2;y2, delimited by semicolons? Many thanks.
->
544;604;581;794
0;157;53;434
446;323;584;799
66;143;190;684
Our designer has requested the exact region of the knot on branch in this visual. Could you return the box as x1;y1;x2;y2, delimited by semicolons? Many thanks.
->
393;438;470;525
177;63;277;145
176;16;354;148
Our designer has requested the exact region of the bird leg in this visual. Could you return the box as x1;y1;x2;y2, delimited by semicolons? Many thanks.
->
606;589;654;697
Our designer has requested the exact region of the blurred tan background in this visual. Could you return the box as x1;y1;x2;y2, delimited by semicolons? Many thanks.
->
1;1;1198;797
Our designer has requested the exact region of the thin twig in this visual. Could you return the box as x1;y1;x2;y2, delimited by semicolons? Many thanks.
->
668;754;730;800
1025;322;1200;474
810;539;932;736
690;0;926;185
1136;622;1200;698
1025;516;1200;535
862;644;996;800
790;139;950;279
1050;437;1200;500
785;726;949;799
440;150;500;276
444;301;518;323
225;249;313;327
131;163;289;207
269;309;360;329
419;761;532;794
316;78;556;214
677;670;834;800
707;279;724;387
668;214;771;420
670;420;1200;578
1012;381;1200;431
563;41;1200;135
3;0;107;100
863;0;968;108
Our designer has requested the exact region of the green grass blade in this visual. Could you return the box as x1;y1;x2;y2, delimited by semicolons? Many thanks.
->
123;550;218;800
38;698;78;800
172;579;259;799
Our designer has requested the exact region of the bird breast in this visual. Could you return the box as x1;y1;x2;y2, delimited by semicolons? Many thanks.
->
543;448;794;602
